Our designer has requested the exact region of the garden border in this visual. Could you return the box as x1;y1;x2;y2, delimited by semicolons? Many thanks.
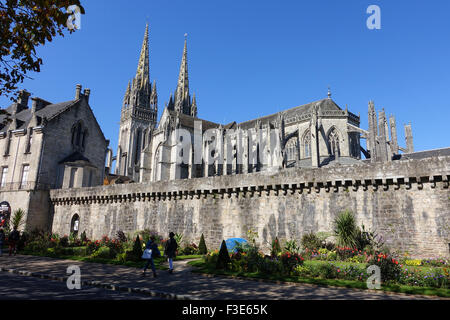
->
190;267;448;300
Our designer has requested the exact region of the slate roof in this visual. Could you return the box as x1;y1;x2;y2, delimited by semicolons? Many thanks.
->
0;100;78;132
166;109;224;131
237;98;344;130
395;147;450;160
164;98;346;132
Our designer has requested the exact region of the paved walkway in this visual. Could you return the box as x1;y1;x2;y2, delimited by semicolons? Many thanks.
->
0;254;443;300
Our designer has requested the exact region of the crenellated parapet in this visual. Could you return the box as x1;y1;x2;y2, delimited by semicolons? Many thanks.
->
50;155;450;206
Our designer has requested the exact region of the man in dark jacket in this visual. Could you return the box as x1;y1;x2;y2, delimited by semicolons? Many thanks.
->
164;232;178;274
9;226;20;256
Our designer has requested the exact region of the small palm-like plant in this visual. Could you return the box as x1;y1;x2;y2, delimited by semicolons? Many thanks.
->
11;208;25;230
333;210;358;248
174;233;183;247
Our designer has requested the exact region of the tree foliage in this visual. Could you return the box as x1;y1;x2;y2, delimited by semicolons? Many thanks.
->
0;0;84;99
216;240;231;269
11;208;25;230
198;233;207;255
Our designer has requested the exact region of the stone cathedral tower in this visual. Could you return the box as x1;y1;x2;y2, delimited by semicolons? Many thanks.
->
115;24;158;181
167;36;197;117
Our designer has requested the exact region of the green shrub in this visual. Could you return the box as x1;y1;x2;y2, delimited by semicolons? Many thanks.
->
205;250;219;265
24;240;48;253
11;208;25;230
216;240;231;270
72;246;88;257
91;246;111;259
116;252;126;263
198;234;207;255
60;235;69;247
80;231;87;243
230;257;247;273
61;247;75;256
271;237;282;258
301;232;322;250
174;233;183;247
333;210;358;248
180;243;198;255
327;251;337;261
125;249;139;262
316;263;339;279
293;265;311;277
257;257;283;275
335;212;358;247
368;253;401;283
280;252;304;274
132;235;143;259
347;255;367;264
284;239;300;254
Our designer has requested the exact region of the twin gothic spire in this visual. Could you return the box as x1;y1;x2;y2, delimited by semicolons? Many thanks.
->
123;25;197;118
122;23;155;115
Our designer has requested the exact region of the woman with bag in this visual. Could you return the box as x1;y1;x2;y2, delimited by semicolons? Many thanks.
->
142;236;160;278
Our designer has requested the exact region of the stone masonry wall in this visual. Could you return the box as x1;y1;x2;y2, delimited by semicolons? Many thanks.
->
50;156;450;258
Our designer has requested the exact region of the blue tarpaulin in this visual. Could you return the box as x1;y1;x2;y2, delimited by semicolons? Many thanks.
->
225;238;248;252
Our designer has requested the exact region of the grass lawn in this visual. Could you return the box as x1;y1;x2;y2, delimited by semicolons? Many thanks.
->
187;259;450;298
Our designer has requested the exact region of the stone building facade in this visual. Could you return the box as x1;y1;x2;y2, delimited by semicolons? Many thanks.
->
0;86;108;230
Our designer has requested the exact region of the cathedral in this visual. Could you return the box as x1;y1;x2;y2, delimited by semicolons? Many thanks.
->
111;24;415;183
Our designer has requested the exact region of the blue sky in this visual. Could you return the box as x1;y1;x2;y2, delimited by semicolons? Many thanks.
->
1;0;449;155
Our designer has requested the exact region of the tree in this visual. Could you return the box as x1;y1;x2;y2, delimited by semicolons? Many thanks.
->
0;0;85;100
132;235;143;259
216;240;231;270
198;233;207;255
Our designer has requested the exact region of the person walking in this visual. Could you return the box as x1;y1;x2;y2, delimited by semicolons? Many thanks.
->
0;229;5;257
164;232;178;274
8;226;20;256
142;236;160;278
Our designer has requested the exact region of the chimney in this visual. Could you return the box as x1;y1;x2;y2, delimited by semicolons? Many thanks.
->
13;90;30;114
31;97;38;113
30;98;39;127
75;84;82;99
17;90;30;107
84;88;91;103
30;97;51;112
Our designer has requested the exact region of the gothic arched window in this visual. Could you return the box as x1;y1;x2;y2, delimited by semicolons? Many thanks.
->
328;127;340;157
285;137;298;162
302;130;311;158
